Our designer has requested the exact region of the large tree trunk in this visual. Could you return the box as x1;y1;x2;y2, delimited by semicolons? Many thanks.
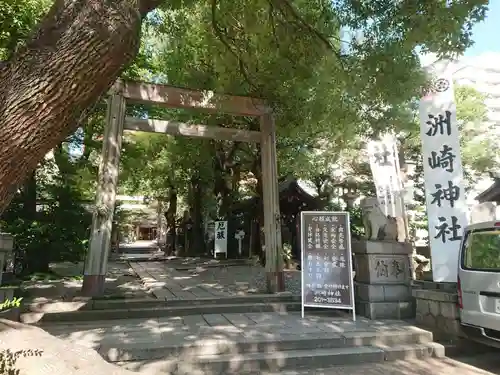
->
250;152;265;265
213;142;240;218
164;188;177;256
189;174;205;255
22;171;37;221
0;0;159;214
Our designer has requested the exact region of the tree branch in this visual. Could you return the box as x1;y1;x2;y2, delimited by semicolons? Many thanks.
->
269;0;345;62
268;3;281;47
210;0;259;91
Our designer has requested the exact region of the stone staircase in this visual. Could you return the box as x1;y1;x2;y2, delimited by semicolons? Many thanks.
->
115;324;443;374
19;268;451;375
32;310;445;374
120;246;159;254
113;241;162;261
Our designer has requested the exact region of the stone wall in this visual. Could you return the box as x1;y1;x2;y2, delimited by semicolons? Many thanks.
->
412;281;460;340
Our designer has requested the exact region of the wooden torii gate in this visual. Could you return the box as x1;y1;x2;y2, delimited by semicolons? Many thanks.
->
81;80;284;296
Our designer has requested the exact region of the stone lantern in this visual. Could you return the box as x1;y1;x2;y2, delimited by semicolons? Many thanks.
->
341;177;359;210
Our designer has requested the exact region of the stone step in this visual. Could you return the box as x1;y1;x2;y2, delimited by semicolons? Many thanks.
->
113;254;165;262
116;342;445;374
23;294;300;312
20;301;302;323
172;259;253;270
92;294;300;310
119;247;159;254
97;329;434;362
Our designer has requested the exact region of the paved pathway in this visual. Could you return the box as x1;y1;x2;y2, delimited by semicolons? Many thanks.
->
249;357;500;375
118;358;500;375
130;261;301;299
23;261;151;303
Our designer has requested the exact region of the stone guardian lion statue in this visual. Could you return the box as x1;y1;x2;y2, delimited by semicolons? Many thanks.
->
360;197;405;242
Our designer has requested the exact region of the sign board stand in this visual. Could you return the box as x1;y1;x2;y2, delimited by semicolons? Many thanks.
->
300;211;356;321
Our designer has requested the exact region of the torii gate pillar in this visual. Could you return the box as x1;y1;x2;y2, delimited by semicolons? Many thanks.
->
260;113;285;292
82;85;125;296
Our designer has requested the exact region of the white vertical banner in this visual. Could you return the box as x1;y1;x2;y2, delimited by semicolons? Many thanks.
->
214;220;228;258
367;134;403;217
419;69;467;283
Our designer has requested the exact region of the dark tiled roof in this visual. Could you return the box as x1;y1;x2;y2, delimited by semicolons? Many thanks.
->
475;178;500;202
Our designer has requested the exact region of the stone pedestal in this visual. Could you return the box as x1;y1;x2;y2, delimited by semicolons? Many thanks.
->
352;240;413;319
0;233;14;285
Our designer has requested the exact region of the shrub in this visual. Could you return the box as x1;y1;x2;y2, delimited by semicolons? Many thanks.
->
0;349;43;375
0;298;22;311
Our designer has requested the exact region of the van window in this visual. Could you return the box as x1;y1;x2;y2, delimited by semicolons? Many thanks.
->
463;229;500;271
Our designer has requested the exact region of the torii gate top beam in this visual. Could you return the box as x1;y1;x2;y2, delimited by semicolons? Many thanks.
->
119;80;271;117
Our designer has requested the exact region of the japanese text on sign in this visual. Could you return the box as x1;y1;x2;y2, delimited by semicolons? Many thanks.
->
214;220;228;258
215;221;226;240
301;211;354;311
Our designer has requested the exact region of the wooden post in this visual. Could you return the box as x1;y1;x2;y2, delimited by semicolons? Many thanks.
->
260;113;284;293
82;84;125;296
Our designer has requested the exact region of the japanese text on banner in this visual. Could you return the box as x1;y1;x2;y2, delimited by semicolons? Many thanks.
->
367;135;403;217
418;72;467;283
214;221;228;257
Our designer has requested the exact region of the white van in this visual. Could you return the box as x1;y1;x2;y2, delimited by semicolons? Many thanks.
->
458;221;500;348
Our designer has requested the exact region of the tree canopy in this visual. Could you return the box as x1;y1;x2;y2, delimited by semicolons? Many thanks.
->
0;0;493;273
0;0;489;212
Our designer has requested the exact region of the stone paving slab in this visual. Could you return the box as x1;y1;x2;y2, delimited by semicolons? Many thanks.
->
222;313;257;327
131;262;228;300
130;261;302;299
22;261;151;303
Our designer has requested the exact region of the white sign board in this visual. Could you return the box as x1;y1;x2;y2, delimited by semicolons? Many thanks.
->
419;70;467;282
367;134;403;217
214;221;228;258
